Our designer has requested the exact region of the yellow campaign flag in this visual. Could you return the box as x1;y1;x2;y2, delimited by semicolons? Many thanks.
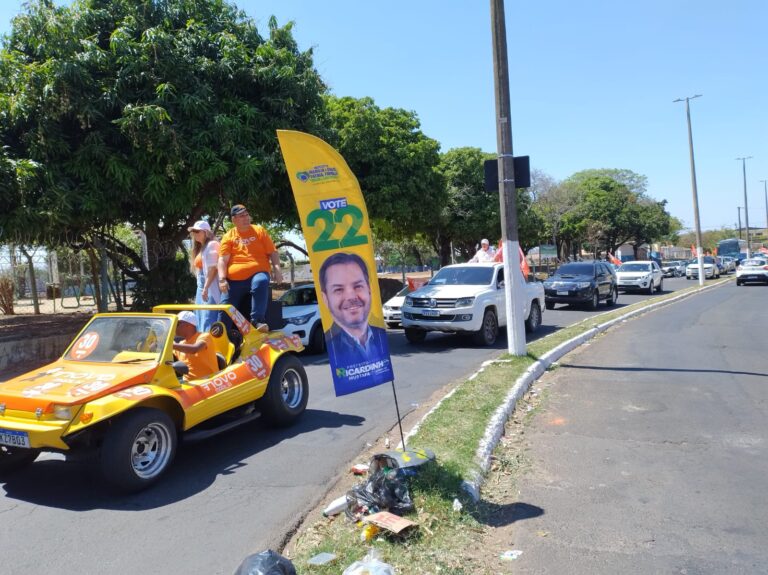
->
277;130;394;396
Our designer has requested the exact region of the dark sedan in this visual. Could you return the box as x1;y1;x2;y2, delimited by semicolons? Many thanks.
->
543;261;619;310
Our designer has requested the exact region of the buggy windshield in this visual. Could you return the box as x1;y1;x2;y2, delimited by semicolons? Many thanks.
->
64;316;171;363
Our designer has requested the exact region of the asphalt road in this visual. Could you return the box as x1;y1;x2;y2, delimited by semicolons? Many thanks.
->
504;280;767;573
0;275;713;574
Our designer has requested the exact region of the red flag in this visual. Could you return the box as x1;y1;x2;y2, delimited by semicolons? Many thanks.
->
691;244;698;258
493;241;503;262
519;246;531;278
608;252;622;266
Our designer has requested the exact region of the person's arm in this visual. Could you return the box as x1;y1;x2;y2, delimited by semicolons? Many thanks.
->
202;242;219;301
269;251;283;283
173;339;207;354
217;253;230;293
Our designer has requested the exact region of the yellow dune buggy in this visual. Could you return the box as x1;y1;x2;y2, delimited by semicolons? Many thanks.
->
0;304;308;491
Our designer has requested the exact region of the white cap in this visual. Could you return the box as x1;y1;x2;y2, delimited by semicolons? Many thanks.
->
188;220;212;232
481;238;489;245
177;310;197;328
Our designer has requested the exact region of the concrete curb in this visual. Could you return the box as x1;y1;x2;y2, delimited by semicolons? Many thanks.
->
429;278;729;501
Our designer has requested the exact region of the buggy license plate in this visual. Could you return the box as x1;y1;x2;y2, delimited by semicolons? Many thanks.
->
0;428;30;449
556;290;569;296
422;309;440;317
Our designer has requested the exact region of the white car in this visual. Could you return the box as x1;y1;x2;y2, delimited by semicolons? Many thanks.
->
279;284;324;353
735;259;768;285
661;260;685;277
616;260;663;294
401;262;545;345
686;256;720;280
382;285;411;328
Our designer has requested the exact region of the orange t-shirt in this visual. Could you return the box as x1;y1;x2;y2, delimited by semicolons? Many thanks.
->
219;225;276;281
177;332;218;381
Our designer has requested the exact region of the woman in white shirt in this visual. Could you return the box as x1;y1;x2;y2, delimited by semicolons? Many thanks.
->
188;220;221;331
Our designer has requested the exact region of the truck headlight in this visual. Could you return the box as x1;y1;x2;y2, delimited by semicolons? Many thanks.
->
576;282;591;288
405;296;414;306
285;312;314;326
455;297;475;307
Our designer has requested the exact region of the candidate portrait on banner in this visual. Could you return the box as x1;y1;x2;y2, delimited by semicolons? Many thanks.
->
319;252;389;366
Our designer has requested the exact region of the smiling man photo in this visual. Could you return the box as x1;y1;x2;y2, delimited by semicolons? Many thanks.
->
319;252;389;367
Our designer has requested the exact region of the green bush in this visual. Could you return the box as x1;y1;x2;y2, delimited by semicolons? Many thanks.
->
130;259;195;311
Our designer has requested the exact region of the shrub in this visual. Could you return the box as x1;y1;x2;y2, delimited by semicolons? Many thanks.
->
0;274;14;315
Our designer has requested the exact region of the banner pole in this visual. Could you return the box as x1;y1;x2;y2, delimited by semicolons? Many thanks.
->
390;379;406;449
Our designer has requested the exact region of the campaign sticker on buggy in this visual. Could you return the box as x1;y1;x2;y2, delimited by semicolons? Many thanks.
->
229;306;252;335
71;332;100;360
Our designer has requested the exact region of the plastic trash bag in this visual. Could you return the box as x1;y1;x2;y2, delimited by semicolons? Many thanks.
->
233;549;296;575
342;549;395;575
346;454;414;519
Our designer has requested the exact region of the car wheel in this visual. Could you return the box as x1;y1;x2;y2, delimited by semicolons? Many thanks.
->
524;301;542;333
588;289;599;310
473;309;498;345
657;278;663;292
736;280;742;286
404;327;427;344
309;323;325;354
647;281;654;295
260;354;309;426
100;408;177;492
0;445;40;476
606;286;618;306
545;300;555;310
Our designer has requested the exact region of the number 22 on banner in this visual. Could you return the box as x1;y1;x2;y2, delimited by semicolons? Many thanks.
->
306;205;369;252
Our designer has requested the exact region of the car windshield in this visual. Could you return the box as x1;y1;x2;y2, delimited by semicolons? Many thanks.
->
742;259;765;267
64;316;171;363
279;286;318;306
429;266;494;285
619;263;651;272
554;263;594;276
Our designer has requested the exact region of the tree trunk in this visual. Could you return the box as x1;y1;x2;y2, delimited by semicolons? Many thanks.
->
19;247;40;314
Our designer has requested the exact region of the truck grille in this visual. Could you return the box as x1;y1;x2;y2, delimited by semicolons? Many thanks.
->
408;297;457;308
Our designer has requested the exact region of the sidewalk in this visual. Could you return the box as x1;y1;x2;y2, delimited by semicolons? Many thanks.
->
475;287;768;573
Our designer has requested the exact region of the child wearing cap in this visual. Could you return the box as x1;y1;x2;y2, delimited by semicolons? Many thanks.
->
173;311;218;381
188;219;221;332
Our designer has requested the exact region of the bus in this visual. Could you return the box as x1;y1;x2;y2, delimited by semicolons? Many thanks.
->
716;238;747;262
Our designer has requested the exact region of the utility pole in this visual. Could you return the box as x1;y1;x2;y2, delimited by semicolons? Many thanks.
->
490;0;525;355
736;157;753;258
673;95;704;286
737;206;743;239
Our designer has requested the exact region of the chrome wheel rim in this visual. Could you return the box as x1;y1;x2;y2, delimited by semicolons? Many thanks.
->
281;368;304;409
131;423;173;479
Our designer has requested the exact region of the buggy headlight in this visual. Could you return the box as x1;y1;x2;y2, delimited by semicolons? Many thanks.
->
53;404;74;420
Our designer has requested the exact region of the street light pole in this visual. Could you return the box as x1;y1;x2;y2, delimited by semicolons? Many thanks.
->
674;95;704;286
736;157;753;258
760;179;768;235
737;206;743;239
490;0;526;355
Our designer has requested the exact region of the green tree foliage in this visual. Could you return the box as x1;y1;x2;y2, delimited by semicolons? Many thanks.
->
0;0;326;306
324;95;445;238
434;147;540;264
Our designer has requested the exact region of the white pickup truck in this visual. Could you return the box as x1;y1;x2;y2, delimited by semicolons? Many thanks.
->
400;262;545;345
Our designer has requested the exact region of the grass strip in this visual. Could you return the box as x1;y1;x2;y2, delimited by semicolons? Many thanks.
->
288;279;728;573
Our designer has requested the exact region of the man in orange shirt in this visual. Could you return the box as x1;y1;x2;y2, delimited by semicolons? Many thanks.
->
172;311;218;381
217;204;283;330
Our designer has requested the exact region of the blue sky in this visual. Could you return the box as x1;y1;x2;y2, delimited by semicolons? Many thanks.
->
2;1;766;232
